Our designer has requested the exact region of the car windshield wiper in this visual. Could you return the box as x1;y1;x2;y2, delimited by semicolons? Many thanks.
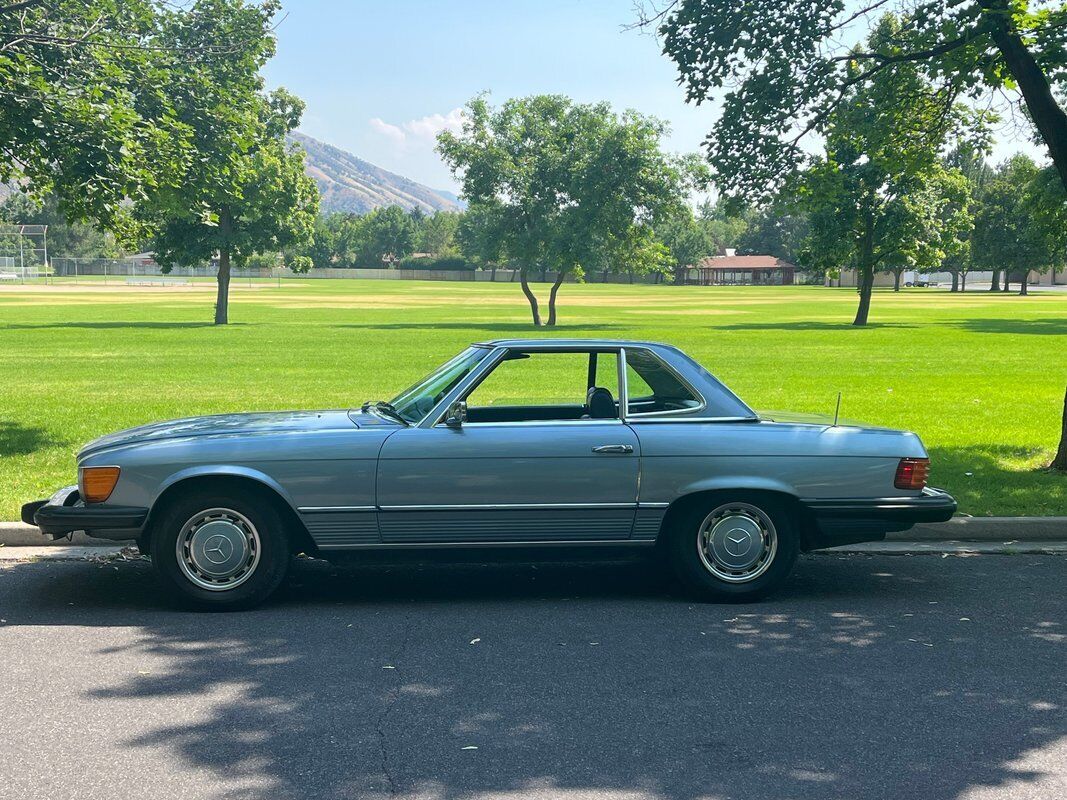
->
361;400;409;426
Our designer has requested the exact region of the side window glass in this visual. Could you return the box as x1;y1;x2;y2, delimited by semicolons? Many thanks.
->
463;351;621;423
625;350;701;416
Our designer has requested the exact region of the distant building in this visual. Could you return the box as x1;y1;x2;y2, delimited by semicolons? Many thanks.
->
691;250;796;286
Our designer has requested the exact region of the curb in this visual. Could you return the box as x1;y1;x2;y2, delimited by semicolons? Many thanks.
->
3;517;1066;548
0;522;130;547
898;516;1067;541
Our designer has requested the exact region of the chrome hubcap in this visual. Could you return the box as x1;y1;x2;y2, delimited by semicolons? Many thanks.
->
697;502;777;583
176;508;260;591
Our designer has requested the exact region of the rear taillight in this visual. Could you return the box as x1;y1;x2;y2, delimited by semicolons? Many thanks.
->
894;458;929;491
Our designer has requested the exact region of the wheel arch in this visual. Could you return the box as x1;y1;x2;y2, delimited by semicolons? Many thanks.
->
143;467;316;555
656;486;813;549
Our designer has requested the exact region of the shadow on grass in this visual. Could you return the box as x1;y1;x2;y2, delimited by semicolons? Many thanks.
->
332;322;625;332
0;420;64;457
714;321;919;332
951;318;1067;336
0;321;228;331
4;554;1066;799
928;444;1065;516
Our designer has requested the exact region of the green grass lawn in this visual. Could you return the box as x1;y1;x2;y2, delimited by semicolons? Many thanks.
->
1;278;1064;519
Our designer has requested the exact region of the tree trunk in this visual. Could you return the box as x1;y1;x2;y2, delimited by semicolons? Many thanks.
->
983;0;1067;192
546;270;566;326
853;214;875;326
215;250;231;324
961;272;967;292
540;265;547;282
893;270;901;291
490;263;497;282
1052;385;1067;471
1002;273;1011;292
854;268;874;325
979;3;1067;480
989;269;1001;291
950;271;959;292
519;268;542;326
1019;270;1029;295
214;208;233;325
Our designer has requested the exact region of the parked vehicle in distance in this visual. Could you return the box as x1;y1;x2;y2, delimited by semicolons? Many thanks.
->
24;339;956;609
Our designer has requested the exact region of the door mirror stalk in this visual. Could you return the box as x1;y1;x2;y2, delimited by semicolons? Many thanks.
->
444;400;467;427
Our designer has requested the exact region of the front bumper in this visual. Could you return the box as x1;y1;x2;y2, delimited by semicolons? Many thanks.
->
22;486;148;540
800;487;957;550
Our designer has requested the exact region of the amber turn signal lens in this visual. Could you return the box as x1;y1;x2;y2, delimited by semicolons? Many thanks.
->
894;458;929;491
80;466;120;503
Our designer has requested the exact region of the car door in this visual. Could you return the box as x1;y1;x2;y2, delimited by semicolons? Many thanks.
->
376;348;640;544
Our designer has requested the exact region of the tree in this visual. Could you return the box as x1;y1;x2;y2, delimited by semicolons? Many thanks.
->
133;1;318;324
438;95;692;325
737;203;810;267
1021;164;1067;285
942;144;993;291
695;199;748;255
357;206;417;267
653;0;1067;465
0;192;121;258
456;203;506;278
973;155;1053;294
654;0;1067;197
417;211;461;256
657;207;712;284
0;0;178;234
792;18;971;324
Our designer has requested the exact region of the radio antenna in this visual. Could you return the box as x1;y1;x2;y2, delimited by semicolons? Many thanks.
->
833;392;842;426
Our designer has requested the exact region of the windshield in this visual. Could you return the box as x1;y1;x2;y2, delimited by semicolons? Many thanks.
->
388;346;491;423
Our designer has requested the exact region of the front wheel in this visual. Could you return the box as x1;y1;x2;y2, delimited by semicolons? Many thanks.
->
666;495;799;602
149;489;290;610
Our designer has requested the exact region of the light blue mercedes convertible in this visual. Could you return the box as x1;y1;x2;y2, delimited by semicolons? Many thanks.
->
24;339;955;609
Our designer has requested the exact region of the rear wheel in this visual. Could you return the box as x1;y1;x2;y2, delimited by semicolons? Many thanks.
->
150;489;290;610
667;495;799;602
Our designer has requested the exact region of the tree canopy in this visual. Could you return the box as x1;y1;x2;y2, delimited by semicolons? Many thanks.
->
655;0;1067;198
438;94;695;325
132;0;318;324
790;16;973;323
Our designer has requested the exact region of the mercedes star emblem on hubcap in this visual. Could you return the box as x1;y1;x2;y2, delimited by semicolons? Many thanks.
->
723;529;753;557
202;533;234;564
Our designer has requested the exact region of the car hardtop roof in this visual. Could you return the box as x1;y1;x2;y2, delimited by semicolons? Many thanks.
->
474;338;674;351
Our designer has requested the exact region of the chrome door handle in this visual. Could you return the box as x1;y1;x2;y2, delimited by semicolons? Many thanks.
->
592;444;634;454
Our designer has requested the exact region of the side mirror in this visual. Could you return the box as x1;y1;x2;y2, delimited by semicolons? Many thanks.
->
444;400;467;427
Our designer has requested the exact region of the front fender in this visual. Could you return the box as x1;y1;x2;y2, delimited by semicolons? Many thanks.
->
154;465;300;514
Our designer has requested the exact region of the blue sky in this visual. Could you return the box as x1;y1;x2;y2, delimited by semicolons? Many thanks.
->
263;0;1041;194
262;0;718;192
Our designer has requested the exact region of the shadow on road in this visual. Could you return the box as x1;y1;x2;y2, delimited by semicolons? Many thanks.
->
3;554;1065;800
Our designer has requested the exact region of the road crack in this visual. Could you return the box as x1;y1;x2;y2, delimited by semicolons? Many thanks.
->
375;607;416;797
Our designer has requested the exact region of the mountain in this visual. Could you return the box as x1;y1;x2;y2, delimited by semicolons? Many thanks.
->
289;131;461;215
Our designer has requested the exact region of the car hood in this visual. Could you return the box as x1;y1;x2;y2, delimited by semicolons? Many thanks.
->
78;410;379;459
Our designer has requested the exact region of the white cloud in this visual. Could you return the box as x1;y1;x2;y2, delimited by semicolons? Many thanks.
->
369;117;407;145
369;107;464;149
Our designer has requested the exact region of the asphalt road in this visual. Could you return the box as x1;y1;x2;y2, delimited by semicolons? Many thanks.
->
0;552;1064;800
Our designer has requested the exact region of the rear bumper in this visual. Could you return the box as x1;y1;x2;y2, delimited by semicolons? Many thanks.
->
22;488;148;540
800;487;957;550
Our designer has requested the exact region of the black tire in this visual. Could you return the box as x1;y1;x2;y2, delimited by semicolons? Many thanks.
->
149;488;290;611
666;494;799;602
